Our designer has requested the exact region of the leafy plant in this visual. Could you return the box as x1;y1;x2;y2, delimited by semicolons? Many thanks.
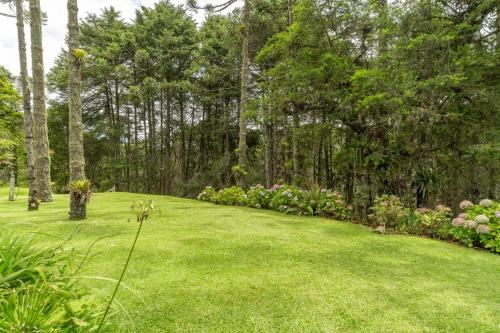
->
215;186;246;206
197;186;217;203
0;234;103;332
369;195;409;229
245;184;274;209
69;179;93;206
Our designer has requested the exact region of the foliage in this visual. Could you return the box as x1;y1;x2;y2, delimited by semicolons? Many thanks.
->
0;234;103;332
268;184;303;214
244;184;273;209
214;186;246;206
196;183;352;220
197;186;218;203
369;195;408;229
69;179;93;205
450;200;500;252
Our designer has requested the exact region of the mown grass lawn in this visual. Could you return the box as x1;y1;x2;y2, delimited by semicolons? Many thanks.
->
1;189;499;333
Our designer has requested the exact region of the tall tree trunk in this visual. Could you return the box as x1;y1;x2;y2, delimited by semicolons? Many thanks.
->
263;100;273;188
67;0;87;219
237;0;250;187
15;0;38;210
8;169;15;201
29;0;52;202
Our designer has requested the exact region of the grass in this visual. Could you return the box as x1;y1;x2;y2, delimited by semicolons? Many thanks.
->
1;188;499;332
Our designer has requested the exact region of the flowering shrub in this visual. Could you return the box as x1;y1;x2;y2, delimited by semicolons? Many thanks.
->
244;184;275;209
369;195;409;229
301;188;352;220
197;186;217;202
451;199;500;252
196;184;352;221
269;184;303;213
412;205;453;238
215;186;246;206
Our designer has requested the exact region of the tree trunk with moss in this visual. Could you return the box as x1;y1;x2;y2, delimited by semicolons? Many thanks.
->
236;0;250;187
29;0;52;202
68;0;86;219
16;0;38;210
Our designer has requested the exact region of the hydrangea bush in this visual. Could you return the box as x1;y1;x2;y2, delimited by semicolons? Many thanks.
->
197;184;351;220
451;199;500;252
245;184;274;209
215;186;246;206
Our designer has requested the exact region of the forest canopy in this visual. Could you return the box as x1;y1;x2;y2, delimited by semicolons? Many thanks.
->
5;0;500;216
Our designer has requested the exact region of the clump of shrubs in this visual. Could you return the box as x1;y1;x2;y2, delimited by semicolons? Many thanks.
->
197;183;352;220
369;195;499;253
450;199;499;252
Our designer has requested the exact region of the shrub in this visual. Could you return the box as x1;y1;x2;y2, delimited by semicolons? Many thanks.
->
369;195;409;229
0;234;103;332
315;190;352;220
215;186;246;206
197;186;217;203
269;184;303;213
451;199;500;252
245;184;274;209
413;205;453;238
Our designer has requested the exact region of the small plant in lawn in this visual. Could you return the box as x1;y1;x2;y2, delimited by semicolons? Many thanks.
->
269;184;303;214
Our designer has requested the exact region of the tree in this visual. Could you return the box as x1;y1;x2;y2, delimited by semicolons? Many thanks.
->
15;0;38;210
29;0;52;202
67;0;87;219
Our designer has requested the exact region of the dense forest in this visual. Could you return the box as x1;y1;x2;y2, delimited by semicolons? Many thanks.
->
2;0;500;217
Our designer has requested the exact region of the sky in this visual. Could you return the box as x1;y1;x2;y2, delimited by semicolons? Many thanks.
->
0;0;208;75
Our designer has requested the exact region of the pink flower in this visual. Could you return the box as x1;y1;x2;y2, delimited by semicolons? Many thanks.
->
452;217;466;227
495;211;500;219
458;213;467;219
320;188;327;193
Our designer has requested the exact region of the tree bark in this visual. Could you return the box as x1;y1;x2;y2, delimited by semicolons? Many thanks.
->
237;0;250;187
15;0;38;210
29;0;52;202
8;169;15;201
67;0;86;219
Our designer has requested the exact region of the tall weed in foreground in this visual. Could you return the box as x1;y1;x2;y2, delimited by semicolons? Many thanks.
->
97;200;157;333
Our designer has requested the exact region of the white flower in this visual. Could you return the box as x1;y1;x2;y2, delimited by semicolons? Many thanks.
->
459;200;474;210
476;224;490;234
479;199;493;207
474;214;489;224
458;213;467;219
466;220;477;229
495;211;500;219
255;204;261;208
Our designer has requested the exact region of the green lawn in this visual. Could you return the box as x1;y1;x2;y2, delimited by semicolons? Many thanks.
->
1;189;499;332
